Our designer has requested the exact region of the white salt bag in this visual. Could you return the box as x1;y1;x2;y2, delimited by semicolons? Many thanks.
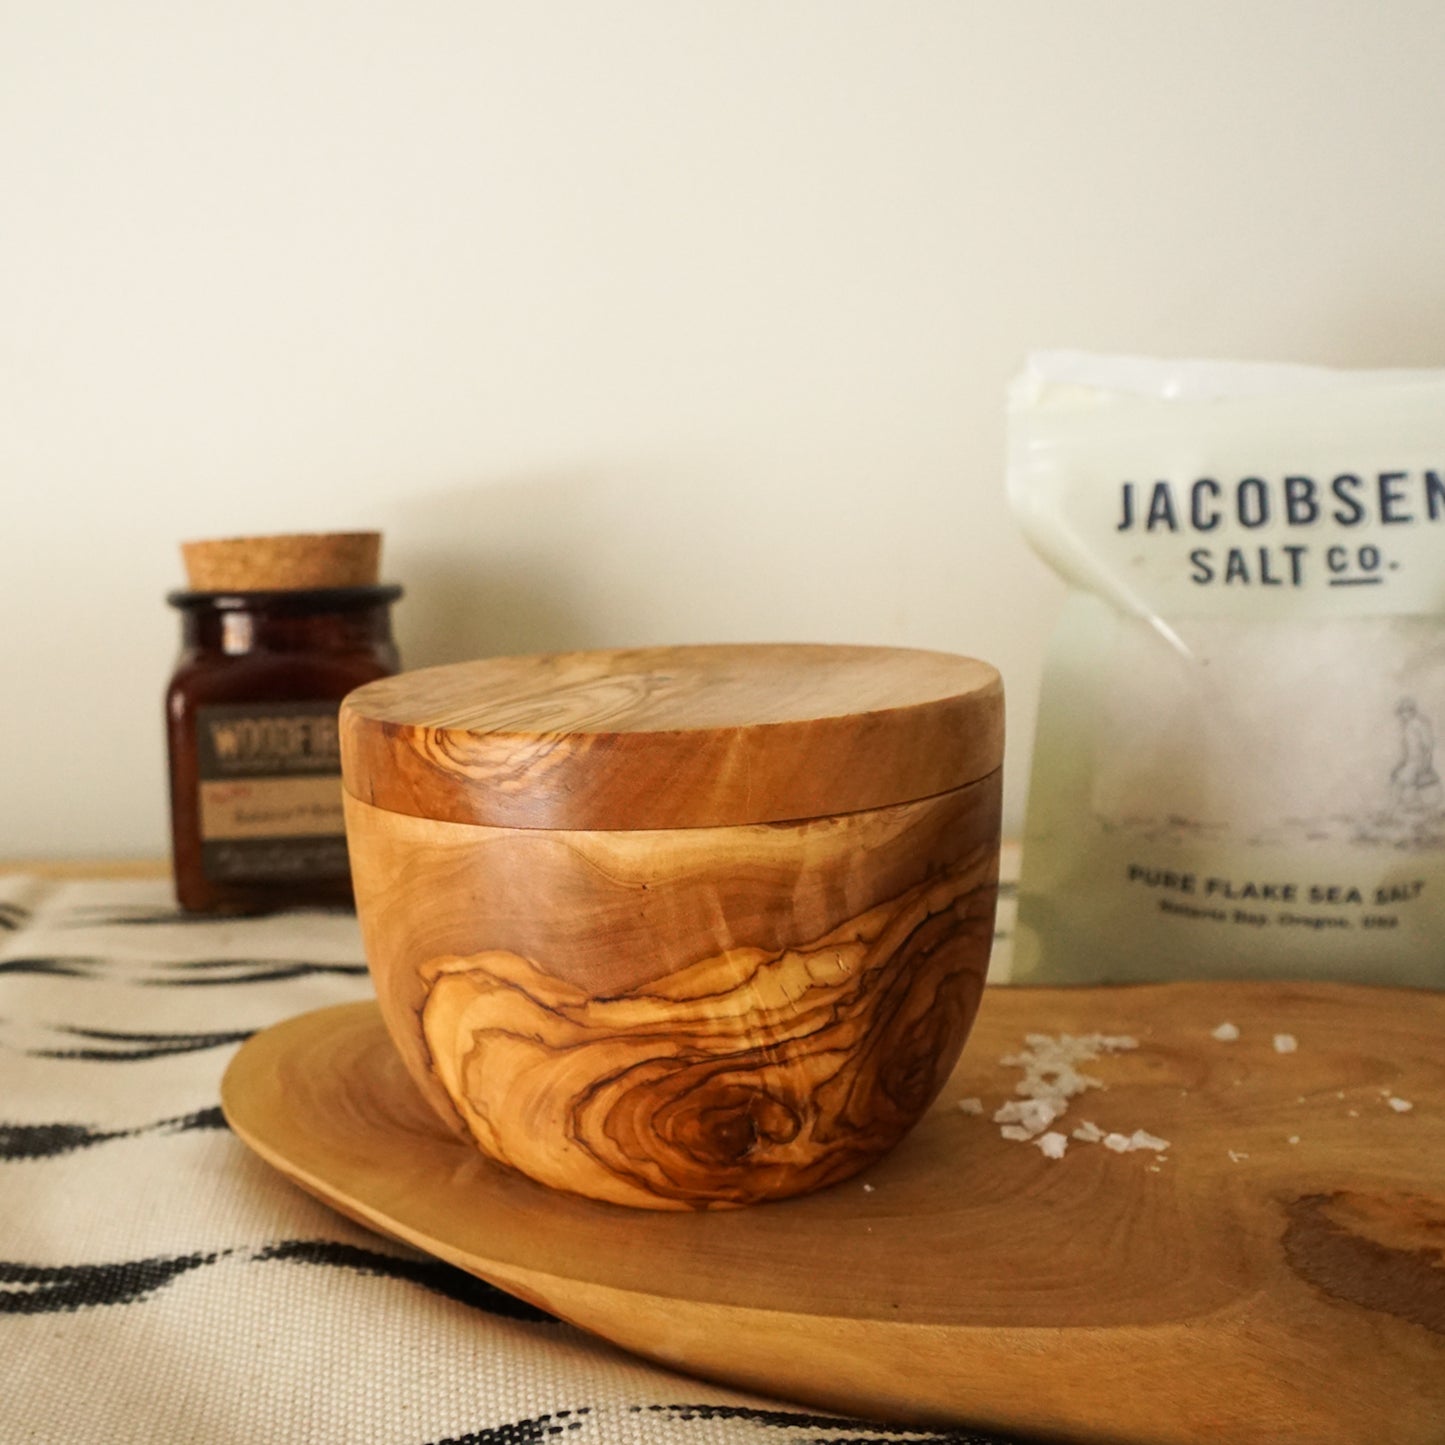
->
1009;352;1445;987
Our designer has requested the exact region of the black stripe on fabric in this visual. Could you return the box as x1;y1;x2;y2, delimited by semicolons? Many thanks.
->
0;957;105;979
0;1239;556;1321
0;1106;227;1160
0;902;31;930
31;1026;255;1061
0;955;366;987
54;905;352;928
0;1251;230;1313
52;908;224;928
150;958;368;986
252;1240;555;1323
631;1405;1033;1444
426;1410;592;1445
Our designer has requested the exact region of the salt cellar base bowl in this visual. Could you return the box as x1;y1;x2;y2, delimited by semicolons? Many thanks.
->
340;643;1004;1210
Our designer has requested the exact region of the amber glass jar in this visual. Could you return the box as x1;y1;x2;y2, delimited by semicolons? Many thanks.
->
166;586;402;913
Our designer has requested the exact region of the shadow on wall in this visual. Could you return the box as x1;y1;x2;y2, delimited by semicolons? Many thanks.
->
375;458;967;675
396;552;585;667
381;468;704;671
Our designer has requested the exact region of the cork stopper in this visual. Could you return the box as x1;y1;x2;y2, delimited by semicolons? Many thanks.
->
181;532;382;591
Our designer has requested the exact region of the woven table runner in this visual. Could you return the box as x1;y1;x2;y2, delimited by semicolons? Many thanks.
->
1;869;1020;1445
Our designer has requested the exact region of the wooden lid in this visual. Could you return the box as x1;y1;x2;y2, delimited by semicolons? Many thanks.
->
340;643;1003;830
181;532;381;591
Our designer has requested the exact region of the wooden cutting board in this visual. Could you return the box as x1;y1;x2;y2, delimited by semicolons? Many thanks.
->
220;982;1445;1445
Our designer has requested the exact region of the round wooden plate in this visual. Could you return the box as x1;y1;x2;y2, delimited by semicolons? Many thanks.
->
220;984;1445;1444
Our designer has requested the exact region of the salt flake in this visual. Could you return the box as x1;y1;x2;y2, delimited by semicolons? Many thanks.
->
1035;1131;1069;1160
1273;1033;1298;1054
1211;1022;1240;1042
957;1097;984;1115
995;1030;1164;1159
1387;1096;1414;1113
1129;1129;1170;1153
993;1097;1063;1137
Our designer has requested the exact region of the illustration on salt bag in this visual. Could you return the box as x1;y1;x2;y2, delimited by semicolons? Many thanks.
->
1392;698;1444;816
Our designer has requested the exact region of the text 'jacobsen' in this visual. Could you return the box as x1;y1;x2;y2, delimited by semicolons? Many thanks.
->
1116;470;1444;588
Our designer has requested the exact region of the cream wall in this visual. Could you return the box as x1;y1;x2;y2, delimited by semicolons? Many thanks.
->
4;1;1444;857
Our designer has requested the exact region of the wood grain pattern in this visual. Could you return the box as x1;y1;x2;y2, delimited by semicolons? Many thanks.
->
339;644;1003;829
344;773;1002;1207
221;981;1445;1445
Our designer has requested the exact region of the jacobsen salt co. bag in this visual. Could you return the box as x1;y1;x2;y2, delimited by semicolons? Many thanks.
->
1009;353;1444;987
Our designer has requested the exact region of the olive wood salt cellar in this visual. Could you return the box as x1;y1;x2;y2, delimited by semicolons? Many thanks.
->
340;643;1004;1210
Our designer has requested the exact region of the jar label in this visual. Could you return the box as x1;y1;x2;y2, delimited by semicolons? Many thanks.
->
195;703;349;883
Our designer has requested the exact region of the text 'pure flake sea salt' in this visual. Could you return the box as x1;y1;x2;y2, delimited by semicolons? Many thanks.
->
1008;354;1445;990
